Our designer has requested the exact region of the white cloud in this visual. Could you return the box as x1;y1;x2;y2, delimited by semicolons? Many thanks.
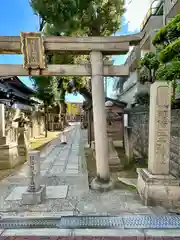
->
124;0;151;32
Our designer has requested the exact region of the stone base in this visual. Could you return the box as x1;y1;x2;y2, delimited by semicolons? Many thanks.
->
0;143;19;170
137;168;180;208
108;138;123;169
90;177;114;192
0;137;6;145
91;141;95;150
108;154;122;167
108;152;120;165
21;185;46;205
91;140;123;169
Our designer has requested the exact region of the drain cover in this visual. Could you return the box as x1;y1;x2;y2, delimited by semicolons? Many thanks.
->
60;216;124;228
122;215;180;229
0;215;180;229
0;219;59;229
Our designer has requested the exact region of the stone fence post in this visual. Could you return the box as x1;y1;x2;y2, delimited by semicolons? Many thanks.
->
124;126;132;162
123;113;132;162
22;150;46;205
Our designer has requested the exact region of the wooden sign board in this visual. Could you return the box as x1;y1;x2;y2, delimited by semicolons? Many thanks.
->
20;32;46;69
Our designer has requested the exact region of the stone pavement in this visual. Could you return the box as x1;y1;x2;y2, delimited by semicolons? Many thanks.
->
0;122;170;218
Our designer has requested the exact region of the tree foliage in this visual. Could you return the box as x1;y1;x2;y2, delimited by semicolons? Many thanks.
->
32;76;58;105
30;0;125;126
139;14;180;89
156;61;180;81
152;14;180;82
139;52;159;84
151;14;180;104
152;14;180;47
30;0;125;36
134;91;150;106
31;75;59;136
31;21;91;129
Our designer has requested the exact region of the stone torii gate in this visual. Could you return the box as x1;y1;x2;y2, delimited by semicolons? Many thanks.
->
0;32;143;190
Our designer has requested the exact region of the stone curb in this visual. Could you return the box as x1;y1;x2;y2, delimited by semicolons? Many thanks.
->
1;228;180;237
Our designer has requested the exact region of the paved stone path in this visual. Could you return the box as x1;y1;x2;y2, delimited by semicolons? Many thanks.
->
0;122;169;218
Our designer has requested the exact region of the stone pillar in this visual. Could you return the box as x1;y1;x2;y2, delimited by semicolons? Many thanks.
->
0;104;5;137
22;150;46;205
17;127;28;163
90;51;113;191
148;82;171;174
137;81;180;208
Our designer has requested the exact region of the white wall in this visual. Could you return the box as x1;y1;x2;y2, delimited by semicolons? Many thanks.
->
164;0;176;17
123;71;138;91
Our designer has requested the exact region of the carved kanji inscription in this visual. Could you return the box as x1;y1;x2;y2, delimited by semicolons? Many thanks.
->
155;109;170;164
21;32;46;69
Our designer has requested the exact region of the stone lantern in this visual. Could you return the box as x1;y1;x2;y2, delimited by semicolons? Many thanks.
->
105;100;113;126
13;112;30;163
105;100;122;167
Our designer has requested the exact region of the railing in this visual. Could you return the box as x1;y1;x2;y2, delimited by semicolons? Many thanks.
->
140;0;163;30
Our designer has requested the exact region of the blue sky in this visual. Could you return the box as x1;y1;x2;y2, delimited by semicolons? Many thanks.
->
0;0;131;102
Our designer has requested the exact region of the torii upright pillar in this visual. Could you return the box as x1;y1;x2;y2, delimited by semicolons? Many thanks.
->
90;51;114;191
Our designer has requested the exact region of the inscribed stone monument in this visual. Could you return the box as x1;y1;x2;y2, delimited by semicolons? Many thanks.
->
28;150;41;192
137;81;180;208
148;83;171;174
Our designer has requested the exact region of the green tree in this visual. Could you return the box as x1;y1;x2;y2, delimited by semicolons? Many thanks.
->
30;0;125;128
45;22;93;127
152;14;180;104
30;0;125;36
32;76;59;137
139;52;160;84
32;22;90;128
